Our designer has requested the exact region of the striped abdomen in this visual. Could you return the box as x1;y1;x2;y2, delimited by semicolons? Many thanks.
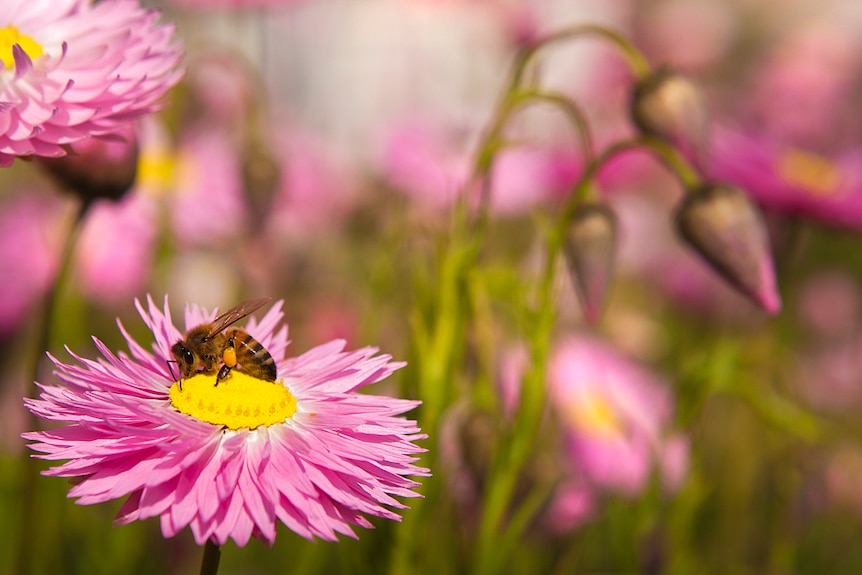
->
220;328;277;382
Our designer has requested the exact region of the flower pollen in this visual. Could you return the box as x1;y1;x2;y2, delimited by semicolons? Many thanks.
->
0;25;43;69
565;390;622;439
169;372;297;430
776;148;842;196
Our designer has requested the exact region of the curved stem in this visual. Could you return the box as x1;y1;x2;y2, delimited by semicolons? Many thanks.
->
521;24;652;82
510;89;596;164
561;135;702;222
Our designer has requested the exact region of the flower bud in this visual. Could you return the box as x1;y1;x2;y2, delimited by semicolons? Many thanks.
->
630;66;709;164
675;183;781;313
37;129;139;204
564;203;618;323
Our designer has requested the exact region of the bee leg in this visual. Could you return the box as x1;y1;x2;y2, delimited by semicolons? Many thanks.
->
216;364;232;386
215;336;238;387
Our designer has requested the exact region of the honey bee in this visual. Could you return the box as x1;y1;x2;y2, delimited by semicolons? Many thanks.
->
170;298;277;388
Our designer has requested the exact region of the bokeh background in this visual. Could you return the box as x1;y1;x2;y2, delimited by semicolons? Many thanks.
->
5;0;862;573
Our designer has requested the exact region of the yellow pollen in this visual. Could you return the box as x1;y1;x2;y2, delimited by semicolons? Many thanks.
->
565;390;622;438
0;25;43;70
169;372;297;430
776;148;842;197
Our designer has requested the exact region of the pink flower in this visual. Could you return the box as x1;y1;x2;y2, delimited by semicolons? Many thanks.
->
0;0;182;166
24;297;428;545
169;128;248;248
75;192;158;306
709;125;862;229
549;336;686;496
0;192;68;335
380;119;577;215
267;130;358;240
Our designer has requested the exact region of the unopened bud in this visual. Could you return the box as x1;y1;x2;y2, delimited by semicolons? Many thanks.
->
675;183;781;313
38;129;139;203
564;203;618;324
630;66;709;164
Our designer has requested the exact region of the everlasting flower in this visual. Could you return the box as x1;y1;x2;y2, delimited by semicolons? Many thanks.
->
709;126;862;230
24;297;427;545
75;192;158;306
549;336;687;496
0;0;183;167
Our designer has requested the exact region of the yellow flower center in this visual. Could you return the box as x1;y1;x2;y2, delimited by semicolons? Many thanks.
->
565;390;622;438
169;372;297;430
776;148;842;196
137;148;177;197
0;25;43;70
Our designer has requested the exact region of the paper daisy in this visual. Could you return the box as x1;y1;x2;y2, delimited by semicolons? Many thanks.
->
24;296;427;546
0;0;183;166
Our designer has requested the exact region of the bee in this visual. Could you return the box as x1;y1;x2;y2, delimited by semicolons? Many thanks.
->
169;297;277;388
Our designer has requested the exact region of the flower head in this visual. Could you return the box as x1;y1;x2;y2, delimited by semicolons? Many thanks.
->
24;297;427;546
0;0;183;166
710;126;862;230
549;336;686;496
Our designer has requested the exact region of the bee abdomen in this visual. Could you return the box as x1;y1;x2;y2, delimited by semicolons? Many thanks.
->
230;329;277;381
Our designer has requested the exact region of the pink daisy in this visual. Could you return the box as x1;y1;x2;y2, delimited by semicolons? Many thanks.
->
0;0;183;167
709;125;862;229
548;336;687;496
23;296;427;546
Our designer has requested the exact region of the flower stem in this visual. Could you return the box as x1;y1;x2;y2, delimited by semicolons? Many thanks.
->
16;197;90;575
200;540;222;575
523;24;652;81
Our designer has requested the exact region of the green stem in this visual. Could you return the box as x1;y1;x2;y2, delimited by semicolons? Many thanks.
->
15;197;90;575
199;540;222;575
474;132;703;574
522;24;652;82
511;89;596;162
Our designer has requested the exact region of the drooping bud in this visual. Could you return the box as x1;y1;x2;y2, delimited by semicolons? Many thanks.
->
563;203;618;324
675;183;781;313
37;128;139;204
630;66;709;164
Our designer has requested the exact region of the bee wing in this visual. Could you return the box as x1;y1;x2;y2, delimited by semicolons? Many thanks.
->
204;297;272;340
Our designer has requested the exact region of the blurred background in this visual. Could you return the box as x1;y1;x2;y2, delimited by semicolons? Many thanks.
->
5;0;862;573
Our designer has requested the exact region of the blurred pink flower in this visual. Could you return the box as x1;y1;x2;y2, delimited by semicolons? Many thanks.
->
545;478;596;533
549;336;686;496
797;271;860;341
746;24;859;149
0;192;69;335
267;130;358;240
710;126;862;229
795;338;862;413
24;297;428;545
0;0;183;166
170;128;248;248
75;192;158;306
381;119;576;215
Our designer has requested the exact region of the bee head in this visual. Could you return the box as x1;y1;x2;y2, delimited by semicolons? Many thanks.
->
170;341;196;376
